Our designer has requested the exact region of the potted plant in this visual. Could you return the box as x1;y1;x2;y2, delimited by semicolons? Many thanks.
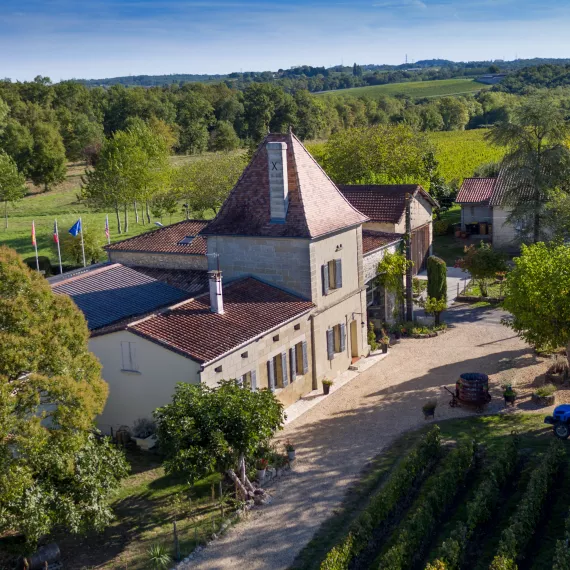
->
256;458;268;482
322;378;334;395
379;332;390;354
503;384;517;406
422;400;437;419
284;440;296;461
532;383;557;407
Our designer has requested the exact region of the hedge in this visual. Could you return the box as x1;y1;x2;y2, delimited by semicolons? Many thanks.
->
428;436;519;569
320;426;442;570
490;440;565;569
377;440;476;570
553;507;570;570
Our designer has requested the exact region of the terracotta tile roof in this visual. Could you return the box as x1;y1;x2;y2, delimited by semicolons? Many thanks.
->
338;185;438;224
51;264;190;331
489;168;535;207
131;266;209;295
362;230;403;254
456;178;496;204
129;277;314;364
203;133;368;239
105;220;208;255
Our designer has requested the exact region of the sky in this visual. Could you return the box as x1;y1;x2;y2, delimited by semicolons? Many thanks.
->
2;0;570;81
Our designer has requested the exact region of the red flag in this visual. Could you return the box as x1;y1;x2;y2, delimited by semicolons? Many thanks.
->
31;221;36;246
53;220;59;244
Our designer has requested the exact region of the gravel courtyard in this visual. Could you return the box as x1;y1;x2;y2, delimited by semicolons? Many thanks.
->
180;305;546;570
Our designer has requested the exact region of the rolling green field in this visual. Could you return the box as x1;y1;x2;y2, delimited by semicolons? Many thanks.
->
317;78;487;100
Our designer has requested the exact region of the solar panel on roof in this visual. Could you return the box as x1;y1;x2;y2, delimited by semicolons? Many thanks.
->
177;236;195;245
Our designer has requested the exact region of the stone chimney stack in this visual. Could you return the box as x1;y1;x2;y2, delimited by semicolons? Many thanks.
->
266;141;289;223
208;270;224;314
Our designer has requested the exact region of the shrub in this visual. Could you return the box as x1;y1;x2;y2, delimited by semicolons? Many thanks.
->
23;255;52;275
491;440;565;567
423;296;448;326
320;426;442;570
433;220;450;236
553;507;570;570
548;356;569;377
456;242;506;297
378;440;476;570
534;383;557;398
368;321;378;351
412;277;428;297
132;417;156;439
147;543;171;570
431;437;519;569
427;256;447;301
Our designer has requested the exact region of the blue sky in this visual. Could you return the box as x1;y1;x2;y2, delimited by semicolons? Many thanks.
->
2;0;570;81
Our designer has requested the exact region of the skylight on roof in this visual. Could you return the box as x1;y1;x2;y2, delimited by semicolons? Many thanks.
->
177;236;195;245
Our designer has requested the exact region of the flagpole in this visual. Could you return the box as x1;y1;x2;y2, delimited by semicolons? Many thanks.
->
106;214;111;245
80;216;86;268
55;219;63;274
32;220;39;272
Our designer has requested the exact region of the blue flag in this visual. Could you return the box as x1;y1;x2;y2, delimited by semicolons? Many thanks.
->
68;219;82;236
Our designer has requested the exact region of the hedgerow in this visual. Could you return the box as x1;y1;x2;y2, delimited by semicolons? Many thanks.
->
320;426;442;570
490;440;565;569
377;440;476;570
428;436;519;569
553;507;570;570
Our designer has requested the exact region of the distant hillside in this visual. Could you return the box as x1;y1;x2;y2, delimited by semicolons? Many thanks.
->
497;64;570;94
78;73;229;87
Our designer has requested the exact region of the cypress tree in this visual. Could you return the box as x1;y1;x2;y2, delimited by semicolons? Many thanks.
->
427;255;447;301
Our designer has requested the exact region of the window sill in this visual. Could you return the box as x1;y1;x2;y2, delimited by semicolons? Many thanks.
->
121;369;141;375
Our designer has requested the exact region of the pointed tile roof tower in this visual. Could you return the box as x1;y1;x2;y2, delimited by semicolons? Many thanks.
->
204;132;368;239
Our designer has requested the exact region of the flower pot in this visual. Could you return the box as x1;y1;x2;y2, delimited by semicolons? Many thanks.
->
287;450;296;462
323;384;331;395
423;409;435;420
256;468;266;482
381;344;388;354
504;394;516;406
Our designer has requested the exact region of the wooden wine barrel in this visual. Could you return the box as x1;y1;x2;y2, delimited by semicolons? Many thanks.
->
457;373;489;403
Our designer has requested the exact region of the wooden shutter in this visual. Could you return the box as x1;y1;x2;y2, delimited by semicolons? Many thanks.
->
281;351;288;387
340;323;346;352
322;264;329;295
251;370;257;391
267;360;275;392
335;259;343;289
326;329;334;360
302;341;309;373
290;345;297;382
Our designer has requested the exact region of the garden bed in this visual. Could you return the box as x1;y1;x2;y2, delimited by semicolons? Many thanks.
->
457;280;505;303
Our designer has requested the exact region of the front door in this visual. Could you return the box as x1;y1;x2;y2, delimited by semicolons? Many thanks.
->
350;320;359;358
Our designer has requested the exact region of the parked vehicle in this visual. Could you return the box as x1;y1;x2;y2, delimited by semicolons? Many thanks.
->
544;405;570;439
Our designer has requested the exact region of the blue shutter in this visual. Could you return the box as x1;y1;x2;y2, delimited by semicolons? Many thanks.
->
281;351;288;387
267;360;275;391
302;341;309;374
322;264;329;296
340;323;346;352
335;259;343;289
326;329;334;360
237;375;243;387
290;346;297;382
251;370;257;391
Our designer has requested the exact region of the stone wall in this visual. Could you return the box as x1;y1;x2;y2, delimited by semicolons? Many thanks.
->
107;250;208;270
207;235;312;300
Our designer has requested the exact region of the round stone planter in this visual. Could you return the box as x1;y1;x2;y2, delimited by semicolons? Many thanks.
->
546;373;566;386
531;393;556;407
256;469;266;482
287;450;296;462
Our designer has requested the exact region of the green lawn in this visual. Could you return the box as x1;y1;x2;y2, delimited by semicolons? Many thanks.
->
464;280;506;298
317;78;488;100
291;414;570;570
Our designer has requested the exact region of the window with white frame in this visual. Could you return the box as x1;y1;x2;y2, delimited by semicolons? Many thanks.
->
120;341;138;372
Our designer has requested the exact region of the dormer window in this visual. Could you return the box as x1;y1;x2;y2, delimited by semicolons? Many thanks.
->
177;236;195;245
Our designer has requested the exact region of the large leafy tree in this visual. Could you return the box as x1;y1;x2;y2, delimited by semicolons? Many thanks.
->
0;151;26;229
457;242;507;297
155;380;284;496
486;92;570;243
321;124;432;185
28;121;67;191
0;246;128;547
502;242;570;361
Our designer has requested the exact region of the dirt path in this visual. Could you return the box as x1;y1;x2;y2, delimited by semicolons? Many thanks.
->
179;306;533;570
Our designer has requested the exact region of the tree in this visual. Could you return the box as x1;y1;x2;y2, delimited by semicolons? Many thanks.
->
173;152;247;217
28;122;67;191
438;97;469;131
322;124;432;185
0;118;34;175
0;151;26;229
61;226;104;265
486;92;570;243
502;242;570;361
457;242;507;297
376;250;413;321
427;255;447;301
154;380;284;497
208;120;240;152
423;296;447;326
0;247;128;547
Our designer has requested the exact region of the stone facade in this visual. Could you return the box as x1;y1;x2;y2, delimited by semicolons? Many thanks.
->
207;235;312;299
107;249;208;270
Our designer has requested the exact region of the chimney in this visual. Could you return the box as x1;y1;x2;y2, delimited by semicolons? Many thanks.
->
266;141;289;223
208;270;224;314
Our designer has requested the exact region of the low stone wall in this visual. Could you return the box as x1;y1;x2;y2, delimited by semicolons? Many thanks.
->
456;295;503;304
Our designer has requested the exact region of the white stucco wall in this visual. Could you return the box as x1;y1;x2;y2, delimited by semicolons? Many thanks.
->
91;330;200;434
460;205;493;230
492;207;518;250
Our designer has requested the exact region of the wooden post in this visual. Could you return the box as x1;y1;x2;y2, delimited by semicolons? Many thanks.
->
173;520;180;561
405;193;413;322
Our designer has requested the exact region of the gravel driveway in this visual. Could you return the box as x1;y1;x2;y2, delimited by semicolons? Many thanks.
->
179;305;530;570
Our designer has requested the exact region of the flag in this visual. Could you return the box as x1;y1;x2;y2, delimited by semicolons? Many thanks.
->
53;220;59;244
68;219;82;237
105;215;110;241
31;221;36;246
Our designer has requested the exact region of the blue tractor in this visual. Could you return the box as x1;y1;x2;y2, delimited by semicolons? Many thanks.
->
544;405;570;439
